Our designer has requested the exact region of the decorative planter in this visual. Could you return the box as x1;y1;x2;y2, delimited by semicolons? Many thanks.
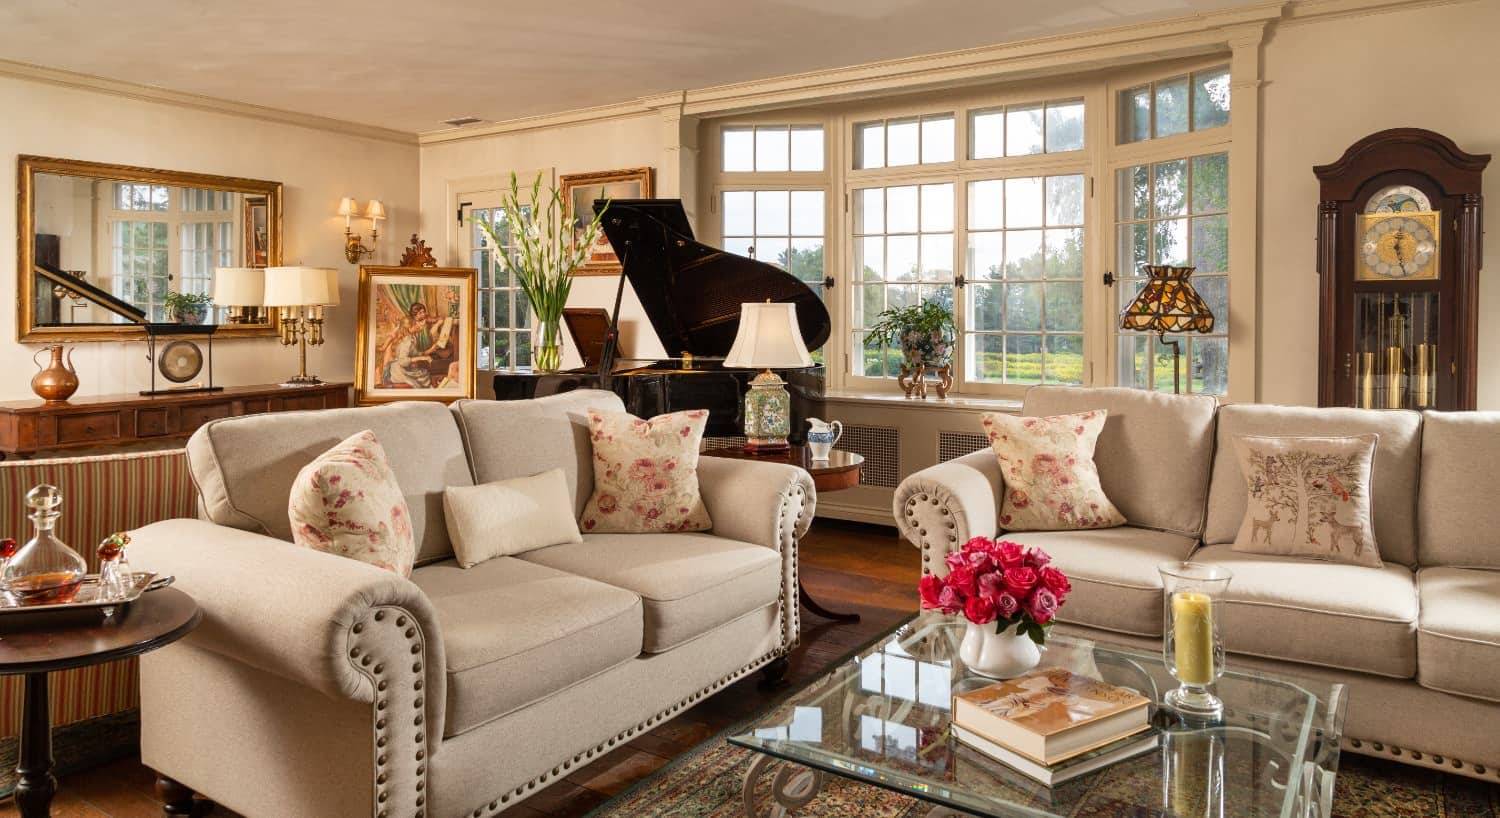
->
959;620;1042;679
169;304;207;325
898;327;952;369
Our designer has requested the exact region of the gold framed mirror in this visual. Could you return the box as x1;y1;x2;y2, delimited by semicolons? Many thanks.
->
18;155;284;341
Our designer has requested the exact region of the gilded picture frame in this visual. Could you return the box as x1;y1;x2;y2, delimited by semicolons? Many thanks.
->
354;265;477;405
16;154;284;341
560;167;653;275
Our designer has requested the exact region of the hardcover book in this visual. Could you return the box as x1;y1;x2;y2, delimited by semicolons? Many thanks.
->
952;667;1151;765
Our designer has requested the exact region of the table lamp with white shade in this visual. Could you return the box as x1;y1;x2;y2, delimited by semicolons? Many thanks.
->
724;301;813;452
211;267;266;325
263;266;340;386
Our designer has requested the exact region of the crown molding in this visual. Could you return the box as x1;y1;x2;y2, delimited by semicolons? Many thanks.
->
0;58;418;146
419;100;655;146
417;0;1454;145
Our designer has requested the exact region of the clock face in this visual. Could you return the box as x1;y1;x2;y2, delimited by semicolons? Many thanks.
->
1357;212;1439;281
1365;184;1431;213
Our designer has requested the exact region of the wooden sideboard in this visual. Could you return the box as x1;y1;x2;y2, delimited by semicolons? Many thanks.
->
0;382;350;458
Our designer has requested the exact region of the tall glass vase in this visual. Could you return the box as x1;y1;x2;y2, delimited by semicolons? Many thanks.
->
1159;562;1232;719
534;318;562;373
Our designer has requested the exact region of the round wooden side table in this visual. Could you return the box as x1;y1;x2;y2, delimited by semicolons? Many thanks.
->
702;446;865;624
0;587;201;818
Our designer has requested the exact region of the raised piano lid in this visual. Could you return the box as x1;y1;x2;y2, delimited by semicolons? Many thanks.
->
594;198;830;360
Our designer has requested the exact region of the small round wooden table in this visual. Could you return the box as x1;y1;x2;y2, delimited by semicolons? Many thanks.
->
0;587;201;818
702;446;865;624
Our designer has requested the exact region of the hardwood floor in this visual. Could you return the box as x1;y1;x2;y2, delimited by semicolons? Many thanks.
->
0;519;920;818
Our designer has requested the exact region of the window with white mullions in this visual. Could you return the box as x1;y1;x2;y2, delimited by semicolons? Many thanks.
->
469;206;531;371
721;190;826;298
854;113;955;169
968;98;1085;159
1118;67;1230;144
723;125;824;172
1115;152;1230;394
851;182;954;378
965;174;1086;386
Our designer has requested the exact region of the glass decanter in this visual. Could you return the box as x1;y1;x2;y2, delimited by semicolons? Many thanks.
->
4;485;87;605
97;532;134;600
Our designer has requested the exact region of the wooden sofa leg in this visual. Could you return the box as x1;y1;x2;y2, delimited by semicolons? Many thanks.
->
759;657;790;689
156;774;214;817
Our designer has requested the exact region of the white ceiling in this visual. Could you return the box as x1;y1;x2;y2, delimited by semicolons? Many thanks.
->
0;0;1261;134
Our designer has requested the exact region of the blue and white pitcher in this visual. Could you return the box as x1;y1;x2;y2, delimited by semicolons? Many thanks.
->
805;418;842;461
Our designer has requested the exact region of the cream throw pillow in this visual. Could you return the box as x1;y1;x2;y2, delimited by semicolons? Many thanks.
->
443;468;582;567
1231;434;1382;567
580;408;712;533
980;410;1125;531
288;429;416;577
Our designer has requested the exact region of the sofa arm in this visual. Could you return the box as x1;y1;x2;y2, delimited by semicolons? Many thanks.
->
128;518;447;748
699;456;816;551
699;456;815;651
893;449;1003;576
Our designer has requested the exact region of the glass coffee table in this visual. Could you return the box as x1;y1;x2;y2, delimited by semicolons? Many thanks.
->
730;613;1347;818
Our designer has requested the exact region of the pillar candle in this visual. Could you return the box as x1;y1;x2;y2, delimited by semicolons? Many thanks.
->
1172;590;1215;685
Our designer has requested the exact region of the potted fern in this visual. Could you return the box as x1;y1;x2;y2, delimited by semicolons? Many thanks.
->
164;292;212;325
867;300;955;370
476;173;608;372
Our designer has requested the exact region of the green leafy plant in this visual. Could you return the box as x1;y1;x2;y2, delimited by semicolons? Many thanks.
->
865;300;955;348
475;172;608;370
164;291;213;322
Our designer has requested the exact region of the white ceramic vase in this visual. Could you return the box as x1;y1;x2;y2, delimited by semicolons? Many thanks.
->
959;620;1043;679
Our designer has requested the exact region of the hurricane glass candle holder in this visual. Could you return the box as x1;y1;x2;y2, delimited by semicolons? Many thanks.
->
1159;561;1232;719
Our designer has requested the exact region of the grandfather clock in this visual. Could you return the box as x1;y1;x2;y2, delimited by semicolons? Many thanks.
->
1315;129;1488;411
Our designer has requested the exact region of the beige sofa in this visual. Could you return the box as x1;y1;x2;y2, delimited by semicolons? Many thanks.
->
895;386;1500;783
128;390;814;818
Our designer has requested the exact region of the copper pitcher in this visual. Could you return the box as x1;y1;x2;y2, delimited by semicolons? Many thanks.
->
30;345;79;403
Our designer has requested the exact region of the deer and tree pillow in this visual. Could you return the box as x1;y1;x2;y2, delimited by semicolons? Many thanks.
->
1231;434;1382;567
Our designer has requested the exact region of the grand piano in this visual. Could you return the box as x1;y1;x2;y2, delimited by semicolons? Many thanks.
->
492;199;828;442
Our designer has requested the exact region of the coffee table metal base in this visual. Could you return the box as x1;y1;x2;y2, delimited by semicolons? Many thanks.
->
742;755;976;817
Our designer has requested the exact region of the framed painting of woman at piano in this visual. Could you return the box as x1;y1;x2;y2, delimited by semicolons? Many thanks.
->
353;265;477;405
560;167;654;275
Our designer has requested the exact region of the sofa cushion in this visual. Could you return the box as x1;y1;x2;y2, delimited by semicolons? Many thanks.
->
1022;386;1218;537
519;533;780;653
980;410;1125;531
187;401;472;564
1188;545;1417;678
1204;404;1422;566
1416;567;1500;702
1417;411;1500;568
411;556;643;737
288;430;415;576
1229;434;1382;568
450;390;624;519
994;527;1198;637
580;409;713;534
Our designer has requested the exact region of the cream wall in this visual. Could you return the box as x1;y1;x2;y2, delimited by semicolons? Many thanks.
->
418;113;672;371
1259;1;1500;408
0;74;419;400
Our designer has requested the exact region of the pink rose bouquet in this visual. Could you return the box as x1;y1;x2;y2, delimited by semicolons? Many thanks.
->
917;536;1070;646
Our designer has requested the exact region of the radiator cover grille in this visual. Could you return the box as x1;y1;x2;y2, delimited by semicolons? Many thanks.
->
938;430;990;463
841;424;900;488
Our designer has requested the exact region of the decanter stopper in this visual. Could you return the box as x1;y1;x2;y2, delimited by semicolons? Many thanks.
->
5;484;87;605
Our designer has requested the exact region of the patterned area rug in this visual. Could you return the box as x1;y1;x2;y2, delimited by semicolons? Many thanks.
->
585;732;1500;818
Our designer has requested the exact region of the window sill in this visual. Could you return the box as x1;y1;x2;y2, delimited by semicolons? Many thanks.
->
822;388;1021;413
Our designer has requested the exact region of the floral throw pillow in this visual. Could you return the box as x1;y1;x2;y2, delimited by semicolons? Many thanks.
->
581;409;713;534
980;411;1125;531
1231;434;1381;567
288;429;415;576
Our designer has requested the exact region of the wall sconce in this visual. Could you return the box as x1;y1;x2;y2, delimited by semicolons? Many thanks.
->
339;197;386;263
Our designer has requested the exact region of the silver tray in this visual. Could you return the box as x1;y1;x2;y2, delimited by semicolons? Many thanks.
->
0;572;165;615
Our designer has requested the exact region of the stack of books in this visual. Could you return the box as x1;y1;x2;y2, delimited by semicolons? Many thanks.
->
951;667;1156;786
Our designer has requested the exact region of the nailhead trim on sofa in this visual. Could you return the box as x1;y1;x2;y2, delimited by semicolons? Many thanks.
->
348;605;434;818
454;471;811;817
1344;736;1498;783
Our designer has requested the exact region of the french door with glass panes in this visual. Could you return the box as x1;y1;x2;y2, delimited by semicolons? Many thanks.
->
460;194;533;373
